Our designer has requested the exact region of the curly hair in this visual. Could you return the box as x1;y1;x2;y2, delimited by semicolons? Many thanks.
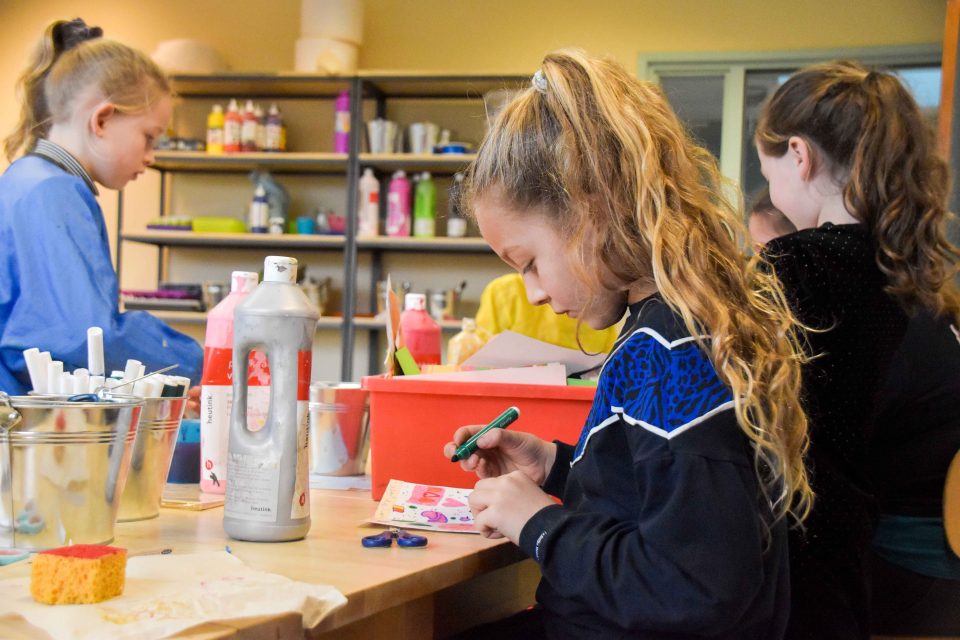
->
756;60;960;325
465;49;813;528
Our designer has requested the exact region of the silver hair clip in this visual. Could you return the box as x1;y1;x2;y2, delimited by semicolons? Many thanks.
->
532;69;548;94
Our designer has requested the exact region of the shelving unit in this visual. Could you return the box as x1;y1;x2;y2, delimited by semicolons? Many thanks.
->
119;71;528;381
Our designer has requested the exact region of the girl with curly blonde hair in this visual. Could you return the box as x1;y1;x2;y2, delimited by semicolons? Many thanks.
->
444;49;811;639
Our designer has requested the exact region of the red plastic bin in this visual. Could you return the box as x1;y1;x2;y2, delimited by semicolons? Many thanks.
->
362;375;596;499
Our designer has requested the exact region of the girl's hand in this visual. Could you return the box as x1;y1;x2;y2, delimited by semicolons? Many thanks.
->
185;385;201;419
443;426;556;485
468;471;555;541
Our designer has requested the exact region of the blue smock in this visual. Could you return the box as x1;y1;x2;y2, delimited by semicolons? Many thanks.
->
0;153;203;394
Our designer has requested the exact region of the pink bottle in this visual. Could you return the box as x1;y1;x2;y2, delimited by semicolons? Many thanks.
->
334;90;350;153
199;271;259;494
400;293;441;366
386;171;411;237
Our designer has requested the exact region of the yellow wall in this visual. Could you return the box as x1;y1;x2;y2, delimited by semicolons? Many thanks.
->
1;0;947;137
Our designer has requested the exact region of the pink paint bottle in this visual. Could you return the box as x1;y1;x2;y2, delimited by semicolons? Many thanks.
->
200;271;259;494
386;170;411;237
334;91;350;153
400;293;441;366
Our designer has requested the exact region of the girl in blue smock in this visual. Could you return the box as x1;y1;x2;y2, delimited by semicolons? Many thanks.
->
0;18;202;394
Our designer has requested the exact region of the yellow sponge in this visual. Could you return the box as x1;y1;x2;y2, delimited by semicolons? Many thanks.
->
31;544;127;604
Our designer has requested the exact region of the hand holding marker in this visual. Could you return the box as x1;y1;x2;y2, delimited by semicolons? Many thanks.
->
450;406;521;462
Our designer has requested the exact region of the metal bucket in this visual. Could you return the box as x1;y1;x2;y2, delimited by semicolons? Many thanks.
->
0;392;143;550
117;396;187;522
309;382;369;476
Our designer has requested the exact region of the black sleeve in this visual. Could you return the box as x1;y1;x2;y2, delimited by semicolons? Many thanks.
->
541;441;574;498
518;437;770;634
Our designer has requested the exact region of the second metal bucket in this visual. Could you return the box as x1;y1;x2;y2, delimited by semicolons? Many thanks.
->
117;396;187;522
0;393;143;550
309;382;370;476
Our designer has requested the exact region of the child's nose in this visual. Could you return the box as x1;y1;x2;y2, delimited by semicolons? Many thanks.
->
523;276;549;306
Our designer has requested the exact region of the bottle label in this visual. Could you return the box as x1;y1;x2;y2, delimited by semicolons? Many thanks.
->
335;111;350;134
225;451;281;522
224;120;242;149
206;128;224;146
291;399;310;520
200;347;272;492
414;217;435;238
265;124;282;151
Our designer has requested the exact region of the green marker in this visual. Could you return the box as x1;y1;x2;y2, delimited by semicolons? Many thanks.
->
450;406;520;462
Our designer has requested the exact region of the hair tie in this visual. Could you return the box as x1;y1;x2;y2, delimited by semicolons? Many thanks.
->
53;18;103;53
532;69;548;94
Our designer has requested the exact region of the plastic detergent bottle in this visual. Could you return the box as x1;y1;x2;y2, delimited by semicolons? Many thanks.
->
206;104;224;155
241;99;258;152
199;271;259;494
400;293;441;366
446;171;467;237
358;168;379;237
334;91;350;153
446;317;489;366
224;99;242;153
248;185;268;233
413;172;436;238
224;256;318;542
386;171;411;237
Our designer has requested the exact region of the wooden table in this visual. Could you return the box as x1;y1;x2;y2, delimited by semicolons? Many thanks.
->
1;489;539;639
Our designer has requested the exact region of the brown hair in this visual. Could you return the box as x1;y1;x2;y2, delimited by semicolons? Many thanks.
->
756;60;960;324
466;49;812;528
5;18;171;162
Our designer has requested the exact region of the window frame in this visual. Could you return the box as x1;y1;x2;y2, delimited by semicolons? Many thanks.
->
638;45;942;186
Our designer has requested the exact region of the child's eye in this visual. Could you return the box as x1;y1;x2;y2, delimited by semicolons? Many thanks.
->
521;260;536;275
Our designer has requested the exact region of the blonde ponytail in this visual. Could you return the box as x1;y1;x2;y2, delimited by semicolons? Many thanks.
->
5;18;170;163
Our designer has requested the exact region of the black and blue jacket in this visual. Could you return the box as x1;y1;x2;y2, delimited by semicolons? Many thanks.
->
518;295;789;639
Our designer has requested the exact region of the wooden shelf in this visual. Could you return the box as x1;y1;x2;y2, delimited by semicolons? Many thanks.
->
356;236;491;253
359;153;474;173
353;316;463;332
148;310;463;333
123;230;347;249
169;73;352;98
358;71;529;98
148;310;345;329
151;151;348;173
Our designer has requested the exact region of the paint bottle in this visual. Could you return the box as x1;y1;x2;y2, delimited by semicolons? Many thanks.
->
224;99;242;153
413;172;436;238
206;104;224;155
241;99;258;152
248;184;269;233
358;167;380;237
386;170;411;237
446;171;467;237
224;256;317;542
199;270;259;494
265;103;284;152
400;293;441;367
334;90;350;153
446;317;489;366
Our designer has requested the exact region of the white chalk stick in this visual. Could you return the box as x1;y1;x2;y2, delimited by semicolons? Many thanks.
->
89;375;105;394
47;361;63;396
22;348;43;393
86;327;104;377
73;369;89;394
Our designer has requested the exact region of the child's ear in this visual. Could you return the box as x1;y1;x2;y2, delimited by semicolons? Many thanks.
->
90;102;117;137
787;136;815;181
